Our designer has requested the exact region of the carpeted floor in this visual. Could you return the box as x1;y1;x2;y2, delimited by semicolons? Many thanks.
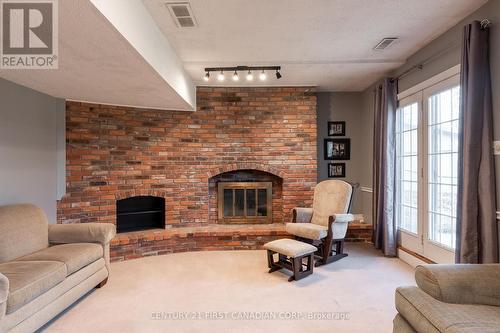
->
39;243;415;333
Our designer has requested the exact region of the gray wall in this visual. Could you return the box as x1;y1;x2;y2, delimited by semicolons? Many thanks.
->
0;78;65;223
317;92;373;223
393;0;500;208
359;0;500;252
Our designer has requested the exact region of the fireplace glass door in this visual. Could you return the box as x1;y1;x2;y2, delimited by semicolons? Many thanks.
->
218;182;272;224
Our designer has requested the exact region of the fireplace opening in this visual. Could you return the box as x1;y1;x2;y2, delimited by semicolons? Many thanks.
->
209;169;283;224
218;182;272;224
116;196;165;233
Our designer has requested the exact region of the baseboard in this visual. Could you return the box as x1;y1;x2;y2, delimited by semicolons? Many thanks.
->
397;246;434;268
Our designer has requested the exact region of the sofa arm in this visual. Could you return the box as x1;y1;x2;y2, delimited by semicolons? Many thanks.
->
48;223;116;245
415;264;500;306
291;208;313;223
0;273;8;321
49;223;116;276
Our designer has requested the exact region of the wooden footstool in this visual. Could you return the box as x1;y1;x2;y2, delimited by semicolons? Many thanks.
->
263;239;317;282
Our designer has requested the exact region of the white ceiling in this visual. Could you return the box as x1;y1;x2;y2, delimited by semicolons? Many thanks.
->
0;0;195;111
144;0;487;91
0;0;488;110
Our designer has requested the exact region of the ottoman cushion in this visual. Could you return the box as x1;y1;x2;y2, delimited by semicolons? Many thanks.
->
264;239;317;258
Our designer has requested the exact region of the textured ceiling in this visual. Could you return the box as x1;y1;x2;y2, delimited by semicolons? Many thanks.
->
0;0;194;110
0;0;488;110
144;0;487;91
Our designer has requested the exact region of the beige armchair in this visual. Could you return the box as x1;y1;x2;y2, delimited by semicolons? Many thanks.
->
286;180;355;266
394;264;500;332
0;204;116;333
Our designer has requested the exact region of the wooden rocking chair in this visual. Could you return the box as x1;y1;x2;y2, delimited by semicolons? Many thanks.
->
286;180;356;266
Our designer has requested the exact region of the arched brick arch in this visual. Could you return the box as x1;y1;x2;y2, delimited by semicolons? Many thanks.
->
206;163;286;179
114;189;168;200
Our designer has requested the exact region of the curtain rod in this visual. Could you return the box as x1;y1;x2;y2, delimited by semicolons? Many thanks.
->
393;41;460;82
394;18;492;82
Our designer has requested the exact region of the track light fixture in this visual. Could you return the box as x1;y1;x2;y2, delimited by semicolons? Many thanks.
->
217;70;225;81
259;70;266;81
203;66;281;82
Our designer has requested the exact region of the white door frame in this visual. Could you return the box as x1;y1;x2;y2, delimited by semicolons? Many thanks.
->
397;66;460;264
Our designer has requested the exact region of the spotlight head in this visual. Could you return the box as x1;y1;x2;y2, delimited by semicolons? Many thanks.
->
217;71;225;81
246;70;253;81
275;70;282;79
259;70;266;81
204;71;210;81
232;71;239;81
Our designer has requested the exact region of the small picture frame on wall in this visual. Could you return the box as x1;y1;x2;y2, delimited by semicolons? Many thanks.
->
324;138;351;160
328;163;346;178
328;121;346;136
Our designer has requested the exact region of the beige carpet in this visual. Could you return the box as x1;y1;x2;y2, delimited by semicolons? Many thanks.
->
39;243;415;333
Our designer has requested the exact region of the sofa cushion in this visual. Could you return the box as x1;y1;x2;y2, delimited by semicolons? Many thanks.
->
16;243;103;276
285;223;327;240
0;204;49;263
311;180;352;227
263;239;317;258
396;286;500;333
0;261;66;313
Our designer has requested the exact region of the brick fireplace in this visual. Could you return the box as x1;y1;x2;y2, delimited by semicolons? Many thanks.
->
57;87;320;259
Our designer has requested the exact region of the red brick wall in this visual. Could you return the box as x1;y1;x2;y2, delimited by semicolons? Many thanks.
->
57;87;317;226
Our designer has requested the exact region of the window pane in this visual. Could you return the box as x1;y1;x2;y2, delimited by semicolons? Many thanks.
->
428;154;439;183
402;181;412;206
440;153;453;185
246;189;256;216
451;87;460;119
403;157;413;181
234;189;244;216
403;107;412;131
440;122;452;153
411;130;417;155
440;89;452;122
403;132;412;154
411;156;418;182
452;153;458;184
429;125;439;154
223;189;233;217
257;189;268;216
451;120;459;152
410;208;418;234
411;104;418;129
427;86;459;249
396;102;418;234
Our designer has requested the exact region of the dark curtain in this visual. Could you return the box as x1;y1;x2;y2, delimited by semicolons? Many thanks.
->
373;78;398;256
456;21;498;263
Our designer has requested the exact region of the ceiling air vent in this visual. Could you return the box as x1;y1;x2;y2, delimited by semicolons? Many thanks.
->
165;2;197;28
373;38;398;50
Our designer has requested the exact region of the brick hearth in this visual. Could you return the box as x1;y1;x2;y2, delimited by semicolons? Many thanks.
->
110;223;372;261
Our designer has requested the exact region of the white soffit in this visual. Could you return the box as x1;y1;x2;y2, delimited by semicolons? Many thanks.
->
0;0;196;111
